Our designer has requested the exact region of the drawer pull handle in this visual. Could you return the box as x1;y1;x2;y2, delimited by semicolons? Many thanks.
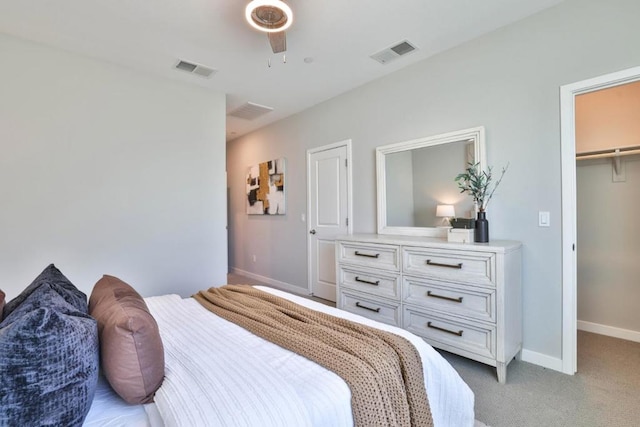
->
427;291;463;303
355;251;380;258
426;259;463;269
355;276;380;286
427;321;463;337
355;302;381;313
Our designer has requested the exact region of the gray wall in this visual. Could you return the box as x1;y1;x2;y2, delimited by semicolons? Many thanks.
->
0;33;228;300
577;156;640;332
227;0;640;362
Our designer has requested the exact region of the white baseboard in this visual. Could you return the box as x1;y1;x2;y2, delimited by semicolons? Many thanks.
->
577;320;640;343
520;349;564;373
229;267;310;297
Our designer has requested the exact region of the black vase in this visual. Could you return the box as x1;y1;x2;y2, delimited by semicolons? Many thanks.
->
475;211;489;243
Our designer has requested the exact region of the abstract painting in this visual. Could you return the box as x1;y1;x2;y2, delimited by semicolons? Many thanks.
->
246;158;286;215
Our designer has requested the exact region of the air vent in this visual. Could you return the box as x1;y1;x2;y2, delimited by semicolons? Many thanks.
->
227;102;274;121
174;60;217;78
370;40;418;65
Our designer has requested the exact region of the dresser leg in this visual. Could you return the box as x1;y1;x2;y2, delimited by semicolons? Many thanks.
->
497;362;507;384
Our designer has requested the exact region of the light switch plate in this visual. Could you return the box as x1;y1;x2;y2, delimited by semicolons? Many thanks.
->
539;211;550;227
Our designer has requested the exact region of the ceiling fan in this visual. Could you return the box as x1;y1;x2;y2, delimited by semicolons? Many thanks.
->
245;0;293;54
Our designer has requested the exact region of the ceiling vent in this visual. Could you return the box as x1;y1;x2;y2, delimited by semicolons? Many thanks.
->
370;40;418;65
174;60;217;78
227;102;274;120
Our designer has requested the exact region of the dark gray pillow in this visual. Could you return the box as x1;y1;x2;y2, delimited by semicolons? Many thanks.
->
3;264;87;318
0;289;5;320
0;270;98;427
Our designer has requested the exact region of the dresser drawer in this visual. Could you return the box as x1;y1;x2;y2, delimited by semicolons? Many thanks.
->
339;266;400;300
403;247;495;286
403;276;495;322
339;291;401;327
337;242;400;271
403;307;496;361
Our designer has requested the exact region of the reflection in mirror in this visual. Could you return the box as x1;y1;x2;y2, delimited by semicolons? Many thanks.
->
385;140;476;227
376;127;486;237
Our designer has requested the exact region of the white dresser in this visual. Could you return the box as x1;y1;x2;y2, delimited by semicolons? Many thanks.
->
335;234;522;383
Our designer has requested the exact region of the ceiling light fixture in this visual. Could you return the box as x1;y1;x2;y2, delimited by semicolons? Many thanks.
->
245;0;293;33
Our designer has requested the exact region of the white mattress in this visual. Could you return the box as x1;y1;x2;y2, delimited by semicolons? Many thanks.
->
85;286;474;426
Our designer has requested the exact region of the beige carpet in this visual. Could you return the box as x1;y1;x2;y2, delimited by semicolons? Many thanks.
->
443;330;640;427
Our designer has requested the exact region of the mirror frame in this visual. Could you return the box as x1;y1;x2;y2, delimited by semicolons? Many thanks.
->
376;126;486;237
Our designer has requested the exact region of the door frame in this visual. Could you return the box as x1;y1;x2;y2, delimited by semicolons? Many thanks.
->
306;139;353;294
560;65;640;375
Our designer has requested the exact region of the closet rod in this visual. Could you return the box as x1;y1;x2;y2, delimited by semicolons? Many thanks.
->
576;145;640;161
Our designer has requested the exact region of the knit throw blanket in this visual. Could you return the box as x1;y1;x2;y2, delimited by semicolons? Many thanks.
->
193;285;433;427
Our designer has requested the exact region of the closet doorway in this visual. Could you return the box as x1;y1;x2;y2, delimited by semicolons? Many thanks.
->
560;66;640;375
575;81;640;343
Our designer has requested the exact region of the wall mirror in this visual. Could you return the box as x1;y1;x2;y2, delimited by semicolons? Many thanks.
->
376;126;486;237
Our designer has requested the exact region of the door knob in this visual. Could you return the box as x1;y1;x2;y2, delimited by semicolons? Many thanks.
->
309;229;316;234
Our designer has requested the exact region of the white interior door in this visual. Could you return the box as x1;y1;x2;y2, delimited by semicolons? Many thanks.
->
307;141;351;301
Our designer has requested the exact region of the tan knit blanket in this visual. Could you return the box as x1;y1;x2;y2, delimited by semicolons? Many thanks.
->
193;285;433;427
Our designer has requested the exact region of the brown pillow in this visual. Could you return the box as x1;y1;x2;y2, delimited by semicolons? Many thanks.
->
89;275;164;404
0;289;5;320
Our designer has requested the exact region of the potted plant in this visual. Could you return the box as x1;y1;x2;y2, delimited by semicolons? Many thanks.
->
455;162;509;242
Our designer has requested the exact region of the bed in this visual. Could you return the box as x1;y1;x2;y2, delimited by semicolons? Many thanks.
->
1;266;474;427
82;285;474;426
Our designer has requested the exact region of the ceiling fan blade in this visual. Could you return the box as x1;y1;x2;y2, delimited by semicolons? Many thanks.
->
268;31;287;53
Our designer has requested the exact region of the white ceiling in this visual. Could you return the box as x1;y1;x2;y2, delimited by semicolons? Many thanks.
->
0;0;563;140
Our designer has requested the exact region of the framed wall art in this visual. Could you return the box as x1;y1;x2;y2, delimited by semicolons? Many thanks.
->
246;158;286;215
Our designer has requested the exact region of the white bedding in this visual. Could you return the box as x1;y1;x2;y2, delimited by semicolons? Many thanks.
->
143;286;474;427
84;375;153;427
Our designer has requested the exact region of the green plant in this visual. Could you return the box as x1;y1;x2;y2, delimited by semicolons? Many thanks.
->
455;162;509;212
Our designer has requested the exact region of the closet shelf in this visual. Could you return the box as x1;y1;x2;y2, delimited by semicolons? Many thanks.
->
576;145;640;176
576;145;640;160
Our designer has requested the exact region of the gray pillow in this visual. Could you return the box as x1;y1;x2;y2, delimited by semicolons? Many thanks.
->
3;264;87;318
0;289;5;320
0;267;99;427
